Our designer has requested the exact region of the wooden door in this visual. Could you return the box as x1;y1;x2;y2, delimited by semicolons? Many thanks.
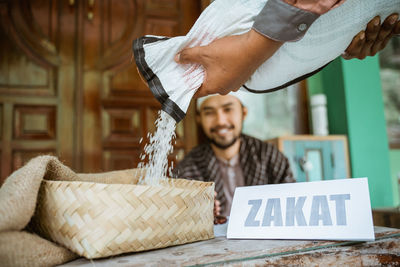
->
79;0;201;173
0;0;76;182
0;0;201;183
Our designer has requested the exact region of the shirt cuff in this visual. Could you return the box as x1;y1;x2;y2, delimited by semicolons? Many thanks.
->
252;0;320;42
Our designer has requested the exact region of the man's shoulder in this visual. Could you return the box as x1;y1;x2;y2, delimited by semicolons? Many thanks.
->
240;134;294;183
181;143;212;163
241;134;287;163
173;143;213;179
241;134;280;151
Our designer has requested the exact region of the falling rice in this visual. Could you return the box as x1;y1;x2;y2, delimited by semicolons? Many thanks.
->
138;110;177;186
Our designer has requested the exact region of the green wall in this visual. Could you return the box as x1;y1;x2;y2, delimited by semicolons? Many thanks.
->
307;57;396;208
390;149;400;206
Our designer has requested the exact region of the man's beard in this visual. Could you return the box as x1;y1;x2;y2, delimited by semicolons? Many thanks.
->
207;125;240;150
208;136;239;149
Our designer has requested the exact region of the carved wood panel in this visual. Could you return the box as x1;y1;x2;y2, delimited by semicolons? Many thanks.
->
144;18;178;36
14;105;56;140
103;107;142;144
103;150;141;172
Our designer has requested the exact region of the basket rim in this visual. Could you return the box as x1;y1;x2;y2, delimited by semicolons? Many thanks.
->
42;178;214;189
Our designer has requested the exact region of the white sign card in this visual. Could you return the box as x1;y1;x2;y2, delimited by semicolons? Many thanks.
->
227;178;374;241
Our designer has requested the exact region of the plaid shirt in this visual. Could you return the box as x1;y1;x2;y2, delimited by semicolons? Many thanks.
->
173;134;294;215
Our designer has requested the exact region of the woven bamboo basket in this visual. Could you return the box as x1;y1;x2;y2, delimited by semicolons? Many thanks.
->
31;172;214;259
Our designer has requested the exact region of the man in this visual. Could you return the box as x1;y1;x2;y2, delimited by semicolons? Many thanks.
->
173;92;294;217
173;14;400;217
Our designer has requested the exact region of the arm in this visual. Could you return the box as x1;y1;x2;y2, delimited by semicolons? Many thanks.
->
272;156;295;184
172;146;210;181
175;0;344;98
175;29;282;97
172;157;202;180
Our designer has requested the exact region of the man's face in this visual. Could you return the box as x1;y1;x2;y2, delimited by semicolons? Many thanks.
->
198;95;247;149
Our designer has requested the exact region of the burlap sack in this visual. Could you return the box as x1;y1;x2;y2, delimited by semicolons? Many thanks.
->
0;155;146;267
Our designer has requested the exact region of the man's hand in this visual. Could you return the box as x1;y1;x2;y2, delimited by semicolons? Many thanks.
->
175;29;282;98
213;192;228;225
214;191;221;217
343;13;400;60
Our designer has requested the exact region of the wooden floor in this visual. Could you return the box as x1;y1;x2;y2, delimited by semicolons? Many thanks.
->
61;226;400;266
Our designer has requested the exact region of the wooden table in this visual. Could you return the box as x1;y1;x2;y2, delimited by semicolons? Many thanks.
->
61;226;400;266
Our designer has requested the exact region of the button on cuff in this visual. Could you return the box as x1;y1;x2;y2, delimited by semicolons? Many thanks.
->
297;23;308;32
252;0;320;42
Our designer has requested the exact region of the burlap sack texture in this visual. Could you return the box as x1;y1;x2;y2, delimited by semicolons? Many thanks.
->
0;155;145;267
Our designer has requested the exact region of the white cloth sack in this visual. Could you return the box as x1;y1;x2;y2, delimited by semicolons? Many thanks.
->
133;0;400;122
